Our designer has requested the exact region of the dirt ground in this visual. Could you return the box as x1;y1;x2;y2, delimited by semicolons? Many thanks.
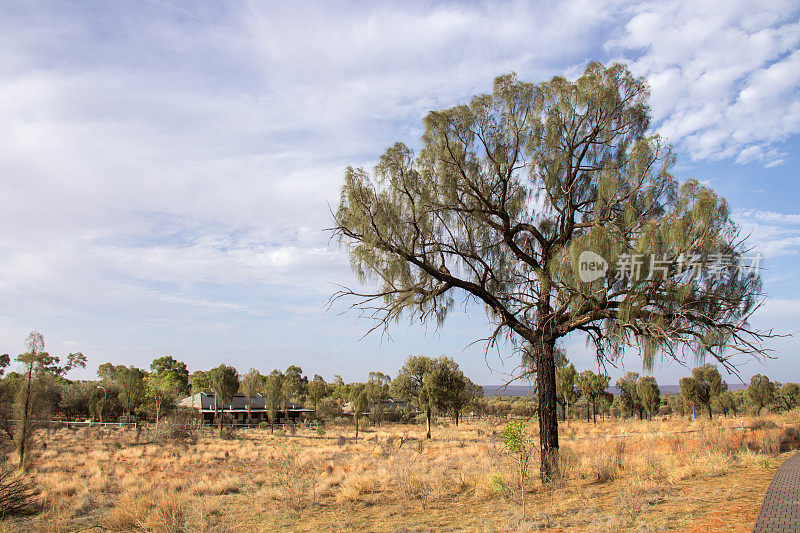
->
1;412;797;532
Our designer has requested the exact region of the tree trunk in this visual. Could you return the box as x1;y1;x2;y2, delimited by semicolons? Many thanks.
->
592;397;597;424
425;407;431;439
535;336;559;483
354;414;359;439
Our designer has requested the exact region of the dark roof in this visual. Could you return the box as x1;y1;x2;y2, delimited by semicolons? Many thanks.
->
177;392;312;411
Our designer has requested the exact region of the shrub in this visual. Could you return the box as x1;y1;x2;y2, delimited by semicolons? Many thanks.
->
267;443;316;510
779;426;800;453
0;466;39;517
749;419;778;431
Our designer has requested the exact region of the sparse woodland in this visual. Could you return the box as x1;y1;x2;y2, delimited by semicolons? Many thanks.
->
0;331;798;531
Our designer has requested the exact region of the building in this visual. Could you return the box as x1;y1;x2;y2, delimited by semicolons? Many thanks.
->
340;397;410;416
177;392;314;425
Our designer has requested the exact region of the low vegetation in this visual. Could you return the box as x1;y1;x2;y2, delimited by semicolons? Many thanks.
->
1;411;797;532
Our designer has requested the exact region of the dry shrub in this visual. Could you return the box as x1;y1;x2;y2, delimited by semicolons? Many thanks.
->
103;490;152;530
103;488;208;532
190;477;240;496
615;480;664;523
743;428;784;456
583;441;624;483
749;419;778;431
335;472;380;503
669;450;731;481
779;426;800;453
265;443;316;510
391;452;432;505
0;466;39;517
760;428;784;456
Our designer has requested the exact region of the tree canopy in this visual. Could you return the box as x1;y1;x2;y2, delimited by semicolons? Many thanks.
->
332;62;771;481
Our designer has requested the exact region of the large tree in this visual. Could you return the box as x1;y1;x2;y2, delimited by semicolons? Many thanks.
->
332;63;770;481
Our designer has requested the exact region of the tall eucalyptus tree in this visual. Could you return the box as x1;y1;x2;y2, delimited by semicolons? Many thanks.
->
332;62;772;481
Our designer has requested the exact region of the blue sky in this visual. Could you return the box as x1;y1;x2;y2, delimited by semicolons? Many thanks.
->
1;0;799;388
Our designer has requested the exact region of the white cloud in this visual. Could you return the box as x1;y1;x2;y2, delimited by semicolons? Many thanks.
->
0;1;799;381
735;209;800;258
609;0;800;166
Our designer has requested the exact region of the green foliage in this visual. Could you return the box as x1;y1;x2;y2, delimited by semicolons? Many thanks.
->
149;356;189;396
208;364;239;435
307;375;328;415
556;363;579;421
115;366;145;418
240;369;264;413
499;420;534;517
779;383;800;411
748;374;775;415
261;373;283;423
577;370;611;422
636;376;660;419
332;62;770;481
618;372;644;419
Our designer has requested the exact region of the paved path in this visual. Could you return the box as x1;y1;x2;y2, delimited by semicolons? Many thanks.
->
753;452;800;532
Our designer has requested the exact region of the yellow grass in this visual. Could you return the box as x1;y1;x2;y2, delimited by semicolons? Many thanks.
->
2;411;798;532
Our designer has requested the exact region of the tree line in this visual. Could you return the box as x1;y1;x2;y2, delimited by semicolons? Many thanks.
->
1;333;486;441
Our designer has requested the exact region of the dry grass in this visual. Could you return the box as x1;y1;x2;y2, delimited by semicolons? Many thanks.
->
0;412;798;531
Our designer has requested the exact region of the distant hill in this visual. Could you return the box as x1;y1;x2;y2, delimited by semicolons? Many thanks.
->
479;382;747;397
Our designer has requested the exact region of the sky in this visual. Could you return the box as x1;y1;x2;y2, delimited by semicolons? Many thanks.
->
1;0;799;389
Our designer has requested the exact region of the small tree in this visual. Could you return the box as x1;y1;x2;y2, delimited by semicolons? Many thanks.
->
636;376;660;419
116;366;145;420
451;378;481;425
713;390;737;417
690;364;726;419
14;332;85;469
500;420;533;519
778;383;800;411
149;356;189;397
556;363;578;423
307;375;328;418
748;374;775;415
262;372;283;428
349;384;369;438
240;369;264;423
577;370;611;423
16;332;44;468
144;372;178;426
208;365;239;436
392;356;435;438
618;373;644;419
679;376;700;418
